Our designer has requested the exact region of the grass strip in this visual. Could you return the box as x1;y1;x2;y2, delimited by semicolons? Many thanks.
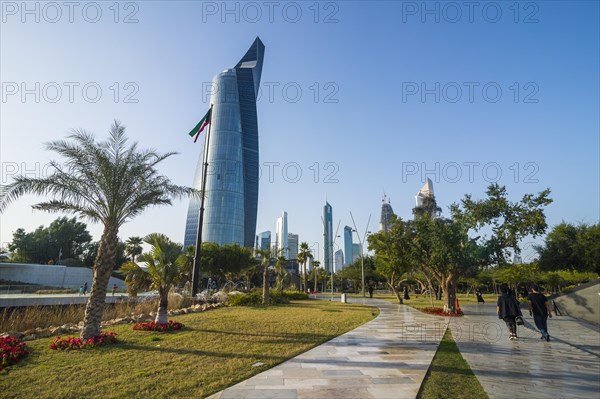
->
0;300;377;399
417;327;489;399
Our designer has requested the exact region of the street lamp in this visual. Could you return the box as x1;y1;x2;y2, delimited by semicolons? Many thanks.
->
350;212;371;298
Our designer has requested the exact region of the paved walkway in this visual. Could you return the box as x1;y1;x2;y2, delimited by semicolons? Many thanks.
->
206;298;447;399
449;303;600;399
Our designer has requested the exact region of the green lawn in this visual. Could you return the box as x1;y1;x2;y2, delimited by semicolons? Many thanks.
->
417;328;489;399
353;292;498;310
0;300;378;399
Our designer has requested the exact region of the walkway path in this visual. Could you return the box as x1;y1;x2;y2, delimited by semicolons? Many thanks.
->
449;303;600;399
206;297;447;399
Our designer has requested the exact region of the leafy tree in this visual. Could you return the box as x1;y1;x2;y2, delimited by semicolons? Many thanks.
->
139;233;184;324
454;183;552;265
125;236;144;262
412;214;480;311
0;122;194;339
536;222;600;274
368;218;415;304
7;217;92;264
412;194;441;218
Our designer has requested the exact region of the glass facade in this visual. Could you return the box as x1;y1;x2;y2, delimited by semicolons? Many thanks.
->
323;201;333;273
343;225;353;266
184;38;265;248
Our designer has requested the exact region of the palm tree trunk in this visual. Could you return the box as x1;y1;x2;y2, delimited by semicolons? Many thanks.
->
155;287;169;324
302;262;307;292
81;221;119;339
262;266;270;304
313;268;318;292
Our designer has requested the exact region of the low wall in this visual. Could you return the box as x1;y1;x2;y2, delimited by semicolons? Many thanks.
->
0;263;125;291
549;279;600;325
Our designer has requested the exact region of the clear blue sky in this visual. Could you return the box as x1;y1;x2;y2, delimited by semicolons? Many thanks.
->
1;1;598;263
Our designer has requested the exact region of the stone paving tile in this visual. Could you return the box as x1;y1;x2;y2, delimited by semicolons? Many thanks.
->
450;303;600;399
205;298;446;399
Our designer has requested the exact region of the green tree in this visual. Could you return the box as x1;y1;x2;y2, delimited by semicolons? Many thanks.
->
412;214;480;311
536;222;600;274
139;233;184;324
125;236;144;262
118;260;151;297
455;183;552;265
312;260;321;292
274;255;287;291
0;122;194;339
368;218;415;304
7;217;92;264
297;242;312;292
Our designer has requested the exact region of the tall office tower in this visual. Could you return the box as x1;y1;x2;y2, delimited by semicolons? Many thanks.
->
380;194;395;232
183;37;265;248
343;226;353;266
276;211;288;259
334;249;344;273
323;201;333;273
257;231;271;251
287;233;299;260
415;178;434;208
352;243;361;264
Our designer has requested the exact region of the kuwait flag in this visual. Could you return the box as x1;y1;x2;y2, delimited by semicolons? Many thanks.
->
188;108;212;143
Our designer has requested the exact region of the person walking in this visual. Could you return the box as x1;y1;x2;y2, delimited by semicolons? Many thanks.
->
497;285;522;340
83;282;88;295
476;288;485;304
528;284;553;341
112;284;117;296
368;286;374;298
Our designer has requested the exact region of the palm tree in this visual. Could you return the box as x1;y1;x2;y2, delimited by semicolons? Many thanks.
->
139;233;183;324
0;122;195;339
297;242;312;292
118;261;151;297
312;260;321;292
274;255;287;291
125;236;143;262
256;246;273;304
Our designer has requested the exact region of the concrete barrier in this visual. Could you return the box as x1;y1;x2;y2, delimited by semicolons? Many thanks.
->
0;263;125;291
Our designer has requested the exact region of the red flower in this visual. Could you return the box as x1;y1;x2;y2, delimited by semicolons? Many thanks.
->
132;320;184;332
49;332;118;351
0;336;31;371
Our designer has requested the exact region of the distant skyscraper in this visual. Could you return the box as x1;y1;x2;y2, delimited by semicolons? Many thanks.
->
352;243;361;264
323;201;333;273
343;226;353;266
184;37;265;248
288;233;299;260
334;249;344;273
276;211;288;259
380;194;395;232
257;231;271;251
415;178;434;208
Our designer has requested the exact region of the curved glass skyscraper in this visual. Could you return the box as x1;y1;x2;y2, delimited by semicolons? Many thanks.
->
184;38;265;248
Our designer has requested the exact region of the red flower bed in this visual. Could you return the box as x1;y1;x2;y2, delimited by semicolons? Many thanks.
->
421;307;464;317
132;320;184;332
49;332;118;351
1;336;31;372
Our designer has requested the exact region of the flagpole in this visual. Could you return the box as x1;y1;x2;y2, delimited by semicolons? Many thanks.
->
191;104;213;298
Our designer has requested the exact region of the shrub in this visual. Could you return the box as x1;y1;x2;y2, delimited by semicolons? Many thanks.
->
132;320;184;332
282;291;309;300
228;290;308;306
49;332;118;351
0;336;31;372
